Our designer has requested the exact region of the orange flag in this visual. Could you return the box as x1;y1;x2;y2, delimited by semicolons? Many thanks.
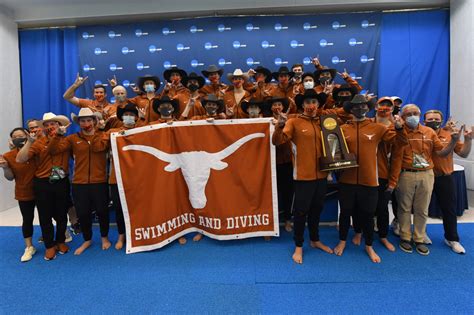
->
111;119;279;254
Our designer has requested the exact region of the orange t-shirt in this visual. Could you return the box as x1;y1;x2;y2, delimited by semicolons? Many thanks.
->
3;149;36;201
26;136;70;179
432;127;463;176
78;99;116;119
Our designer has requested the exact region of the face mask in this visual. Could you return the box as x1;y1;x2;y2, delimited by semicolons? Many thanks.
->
188;84;199;92
392;106;400;116
159;108;173;117
319;77;332;85
405;115;420;128
351;108;369;119
122;115;135;125
303;81;314;90
12;137;27;148
304;104;317;116
96;95;105;102
248;108;261;117
337;95;352;103
115;95;126;103
206;107;217;116
145;84;155;93
425;121;442;130
294;73;302;79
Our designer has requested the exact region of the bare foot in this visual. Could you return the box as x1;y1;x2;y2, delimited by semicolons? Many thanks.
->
310;241;334;254
284;221;293;232
334;241;346;256
366;245;381;263
292;247;303;264
193;233;203;242
115;234;125;250
178;237;187;245
101;237;111;250
264;236;272;241
74;240;91;255
352;233;362;246
380;238;396;252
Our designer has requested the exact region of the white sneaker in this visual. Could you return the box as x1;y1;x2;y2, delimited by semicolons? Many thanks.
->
374;217;378;232
423;235;432;245
445;239;466;254
65;229;72;243
391;219;399;236
20;246;36;262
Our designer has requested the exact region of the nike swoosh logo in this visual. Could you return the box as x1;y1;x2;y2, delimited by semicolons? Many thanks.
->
302;129;308;132
76;141;82;144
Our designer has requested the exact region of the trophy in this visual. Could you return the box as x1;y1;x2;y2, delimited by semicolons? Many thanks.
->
319;114;358;171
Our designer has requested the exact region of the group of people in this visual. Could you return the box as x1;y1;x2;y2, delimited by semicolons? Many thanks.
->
1;58;471;264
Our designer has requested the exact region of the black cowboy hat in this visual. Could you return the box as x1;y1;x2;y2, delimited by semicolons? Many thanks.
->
241;98;269;115
201;64;224;78
201;94;225;113
272;66;294;81
182;72;206;88
295;89;328;109
266;97;289;113
301;72;315;81
137;75;161;92
152;96;180;115
314;68;337;80
117;103;139;121
332;84;358;101
343;94;376;113
254;66;272;83
163;67;188;83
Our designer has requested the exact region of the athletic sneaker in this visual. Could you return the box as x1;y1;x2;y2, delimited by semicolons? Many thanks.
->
445;239;466;254
423;235;432;245
56;243;69;254
20;246;36;262
415;243;430;256
391;218;400;236
44;247;57;261
70;223;81;235
399;240;413;253
65;229;72;243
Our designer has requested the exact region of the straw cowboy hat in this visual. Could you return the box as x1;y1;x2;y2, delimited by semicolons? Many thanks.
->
70;108;101;124
227;69;249;82
39;112;70;126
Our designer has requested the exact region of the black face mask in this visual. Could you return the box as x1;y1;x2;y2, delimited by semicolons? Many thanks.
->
12;137;27;148
319;77;332;85
188;84;199;92
351;108;369;119
206;107;217;115
425;121;442;130
337;95;352;103
392;106;400;116
159;108;173;117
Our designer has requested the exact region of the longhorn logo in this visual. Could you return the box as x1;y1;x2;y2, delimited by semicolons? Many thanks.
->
122;133;265;209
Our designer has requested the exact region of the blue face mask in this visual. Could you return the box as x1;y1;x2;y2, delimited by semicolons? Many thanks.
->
406;115;420;128
122;115;135;125
144;84;155;93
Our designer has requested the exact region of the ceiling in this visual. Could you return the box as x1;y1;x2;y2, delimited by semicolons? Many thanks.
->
0;0;450;28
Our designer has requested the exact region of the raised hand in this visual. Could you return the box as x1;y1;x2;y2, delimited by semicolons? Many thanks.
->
323;81;334;95
226;104;236;117
451;125;464;142
393;115;405;129
0;155;9;169
57;123;70;136
247;69;256;77
108;75;118;87
311;56;320;66
445;117;458;131
337;68;350;79
26;131;37;143
464;125;473;140
277;112;288;128
138;107;146;120
74;72;88;86
131;85;140;94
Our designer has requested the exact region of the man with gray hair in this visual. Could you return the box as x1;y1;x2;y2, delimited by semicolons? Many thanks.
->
392;104;461;255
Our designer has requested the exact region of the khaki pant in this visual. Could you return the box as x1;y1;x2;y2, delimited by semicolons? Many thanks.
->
395;169;434;243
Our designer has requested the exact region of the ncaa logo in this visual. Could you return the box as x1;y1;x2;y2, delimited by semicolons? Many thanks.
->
136;62;150;70
261;40;275;49
290;40;304;48
303;57;312;65
83;64;95;72
176;43;190;51
349;73;362;80
331;56;346;64
274;58;288;66
122;47;135;55
95;80;102;85
82;32;94;39
109;64;123;71
163;61;177;69
94;48;107;55
162;28;176;35
332;21;346;29
122;80;131;87
303;22;317;30
148;45;162;53
217;24;231;32
246;58;260;66
349;38;363;46
319;39;334;47
204;42;218;50
360;55;375;63
191;60;204;68
190;26;203;33
246;23;260;31
361;20;376;28
135;29;148;37
233;41;247;49
218;58;232;66
274;23;288;31
108;31;121;38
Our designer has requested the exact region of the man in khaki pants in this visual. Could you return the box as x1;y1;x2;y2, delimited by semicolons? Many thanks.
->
393;105;460;255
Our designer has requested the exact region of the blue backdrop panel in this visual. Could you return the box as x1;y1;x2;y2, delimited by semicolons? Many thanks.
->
76;13;381;102
379;10;449;116
19;28;82;132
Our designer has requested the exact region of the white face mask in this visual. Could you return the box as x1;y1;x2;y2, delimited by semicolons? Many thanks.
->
122;115;135;125
303;81;314;90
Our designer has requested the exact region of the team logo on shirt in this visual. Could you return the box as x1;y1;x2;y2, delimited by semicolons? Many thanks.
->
364;133;375;140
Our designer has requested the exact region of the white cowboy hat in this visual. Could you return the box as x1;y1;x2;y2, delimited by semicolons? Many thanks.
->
70;108;101;124
39;112;70;127
227;69;249;82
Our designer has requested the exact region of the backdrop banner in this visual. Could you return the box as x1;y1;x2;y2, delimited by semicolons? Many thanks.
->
111;119;278;254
